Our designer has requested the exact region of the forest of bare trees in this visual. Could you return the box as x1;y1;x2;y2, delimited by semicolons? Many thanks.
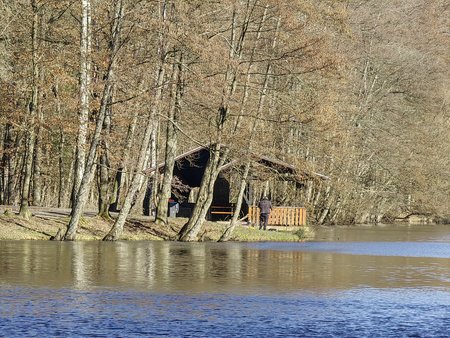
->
0;0;449;241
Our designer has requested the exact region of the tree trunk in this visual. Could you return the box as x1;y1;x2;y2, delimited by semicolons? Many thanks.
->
32;15;46;207
177;3;253;241
130;176;148;216
72;0;92;206
103;0;168;240
317;186;332;225
2;124;12;204
219;161;250;242
62;0;124;240
19;0;39;219
32;103;43;206
111;109;139;212
10;134;23;205
52;82;65;208
97;149;111;219
178;145;228;241
155;52;183;225
0;125;5;204
219;9;274;241
97;98;113;219
103;78;165;240
103;167;148;241
149;120;159;216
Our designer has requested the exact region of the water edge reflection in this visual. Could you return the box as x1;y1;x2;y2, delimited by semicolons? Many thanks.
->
0;240;448;293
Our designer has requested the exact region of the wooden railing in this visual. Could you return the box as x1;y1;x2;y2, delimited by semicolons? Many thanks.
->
248;206;306;226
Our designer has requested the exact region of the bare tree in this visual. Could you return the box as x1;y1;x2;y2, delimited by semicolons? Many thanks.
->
61;0;124;240
177;1;255;241
103;0;169;241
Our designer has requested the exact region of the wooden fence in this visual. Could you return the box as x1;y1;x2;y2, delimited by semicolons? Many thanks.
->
248;206;306;226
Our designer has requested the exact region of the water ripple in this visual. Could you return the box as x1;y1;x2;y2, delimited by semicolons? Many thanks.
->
0;287;449;337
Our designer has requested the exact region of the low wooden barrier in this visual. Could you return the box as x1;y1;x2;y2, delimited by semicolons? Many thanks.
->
248;206;306;226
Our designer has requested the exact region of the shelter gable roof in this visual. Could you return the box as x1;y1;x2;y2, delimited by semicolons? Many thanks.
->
145;145;329;181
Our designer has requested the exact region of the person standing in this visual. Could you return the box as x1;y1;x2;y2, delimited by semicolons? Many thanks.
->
258;196;272;230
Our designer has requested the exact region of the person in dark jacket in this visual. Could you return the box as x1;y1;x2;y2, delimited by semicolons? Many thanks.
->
258;196;272;230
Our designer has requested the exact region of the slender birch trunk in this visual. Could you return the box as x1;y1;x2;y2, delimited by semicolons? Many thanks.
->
148;1;171;218
129;125;156;218
111;106;139;211
72;0;91;206
111;80;148;212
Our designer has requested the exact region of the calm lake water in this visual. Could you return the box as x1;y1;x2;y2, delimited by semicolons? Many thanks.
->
0;224;449;337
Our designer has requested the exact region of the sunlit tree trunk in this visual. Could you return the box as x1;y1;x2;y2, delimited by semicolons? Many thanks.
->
72;0;92;207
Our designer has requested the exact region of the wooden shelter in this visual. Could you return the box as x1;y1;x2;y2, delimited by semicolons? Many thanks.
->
146;145;327;224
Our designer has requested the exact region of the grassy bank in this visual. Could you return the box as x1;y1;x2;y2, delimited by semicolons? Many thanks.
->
0;208;313;242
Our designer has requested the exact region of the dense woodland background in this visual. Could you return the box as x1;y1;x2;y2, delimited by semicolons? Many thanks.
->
0;0;449;240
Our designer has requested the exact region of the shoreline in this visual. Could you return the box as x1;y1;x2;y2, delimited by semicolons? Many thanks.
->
0;206;312;242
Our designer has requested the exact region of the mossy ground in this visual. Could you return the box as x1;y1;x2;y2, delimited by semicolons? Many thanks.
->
0;207;313;242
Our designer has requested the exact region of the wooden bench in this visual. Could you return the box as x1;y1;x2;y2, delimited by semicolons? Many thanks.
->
210;206;234;215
